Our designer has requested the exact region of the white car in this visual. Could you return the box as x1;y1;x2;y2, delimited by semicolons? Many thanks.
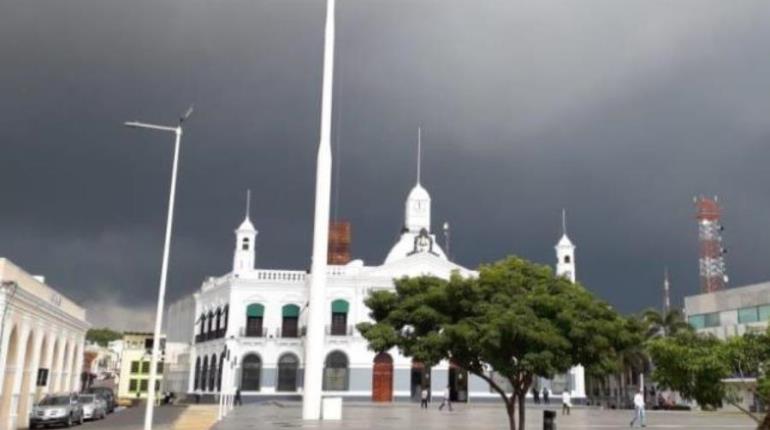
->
78;394;106;421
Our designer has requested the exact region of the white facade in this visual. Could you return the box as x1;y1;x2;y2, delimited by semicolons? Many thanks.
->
177;179;586;403
0;258;89;429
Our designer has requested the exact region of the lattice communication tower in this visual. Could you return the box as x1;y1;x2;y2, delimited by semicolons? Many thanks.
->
695;196;728;293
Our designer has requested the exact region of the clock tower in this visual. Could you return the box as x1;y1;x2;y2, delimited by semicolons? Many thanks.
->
405;128;431;233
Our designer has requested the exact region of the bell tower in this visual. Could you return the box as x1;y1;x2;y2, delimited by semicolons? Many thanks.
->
233;190;257;274
555;209;576;283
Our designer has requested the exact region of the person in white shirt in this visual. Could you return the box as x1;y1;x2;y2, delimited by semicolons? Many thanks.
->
630;389;646;427
420;387;429;409
438;386;453;411
561;390;571;415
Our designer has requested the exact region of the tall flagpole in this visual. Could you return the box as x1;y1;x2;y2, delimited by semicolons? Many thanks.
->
303;0;336;420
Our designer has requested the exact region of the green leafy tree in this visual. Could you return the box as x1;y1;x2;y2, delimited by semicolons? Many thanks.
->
86;328;122;347
648;330;770;429
358;257;635;430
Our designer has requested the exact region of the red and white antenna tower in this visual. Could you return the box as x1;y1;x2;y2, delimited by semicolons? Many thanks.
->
694;196;728;293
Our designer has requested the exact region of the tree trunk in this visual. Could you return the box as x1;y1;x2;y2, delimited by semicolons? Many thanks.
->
757;411;770;430
506;395;517;430
518;391;526;430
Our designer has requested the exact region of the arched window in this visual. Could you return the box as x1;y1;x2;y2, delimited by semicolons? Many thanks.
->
194;357;201;390
330;299;349;336
223;305;229;332
246;304;264;337
242;237;250;251
199;314;206;335
564;255;571;264
281;304;300;338
209;354;218;391
207;311;214;337
218;354;225;391
277;353;299;392
323;351;348;391
215;308;222;332
241;354;262;391
201;356;209;391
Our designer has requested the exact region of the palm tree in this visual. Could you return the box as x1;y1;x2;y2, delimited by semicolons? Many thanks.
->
642;308;692;338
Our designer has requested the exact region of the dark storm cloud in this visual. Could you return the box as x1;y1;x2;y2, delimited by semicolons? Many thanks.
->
2;0;770;329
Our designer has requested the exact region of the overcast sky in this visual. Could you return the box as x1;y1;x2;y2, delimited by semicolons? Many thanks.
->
2;0;770;330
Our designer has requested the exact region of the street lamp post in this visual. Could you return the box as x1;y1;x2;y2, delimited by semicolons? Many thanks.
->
125;107;193;430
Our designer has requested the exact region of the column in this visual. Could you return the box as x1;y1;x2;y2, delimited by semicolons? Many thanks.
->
51;337;65;392
0;311;13;396
62;339;76;392
8;326;31;429
73;339;84;391
41;335;55;397
18;330;44;428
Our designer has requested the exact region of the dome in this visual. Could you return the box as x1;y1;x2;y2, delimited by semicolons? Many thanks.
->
407;183;430;201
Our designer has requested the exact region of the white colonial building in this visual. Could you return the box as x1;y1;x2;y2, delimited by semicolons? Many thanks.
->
0;258;89;429
180;175;585;403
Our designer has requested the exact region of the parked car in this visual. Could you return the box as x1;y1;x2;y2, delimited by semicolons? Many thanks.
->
85;386;116;413
78;394;106;421
29;393;83;428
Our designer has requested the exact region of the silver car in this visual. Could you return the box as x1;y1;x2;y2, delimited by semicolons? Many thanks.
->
30;393;84;428
78;394;107;421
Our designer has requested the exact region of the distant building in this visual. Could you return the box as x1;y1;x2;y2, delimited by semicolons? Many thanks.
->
116;332;165;400
685;281;770;338
0;258;89;429
163;295;196;394
685;281;770;412
82;340;122;391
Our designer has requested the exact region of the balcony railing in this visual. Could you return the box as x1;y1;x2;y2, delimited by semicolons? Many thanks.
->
325;325;353;336
195;328;227;343
239;327;267;338
277;327;300;339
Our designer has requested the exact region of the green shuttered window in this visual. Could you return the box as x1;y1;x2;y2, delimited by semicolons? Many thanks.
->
246;303;264;318
331;299;349;313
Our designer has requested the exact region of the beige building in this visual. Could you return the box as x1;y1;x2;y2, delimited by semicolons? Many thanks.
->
0;258;89;429
117;332;165;400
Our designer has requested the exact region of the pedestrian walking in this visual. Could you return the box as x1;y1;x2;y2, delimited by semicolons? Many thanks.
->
561;390;572;415
542;387;550;404
234;387;242;407
532;387;540;404
630;389;646;427
438;386;453;411
420;387;429;409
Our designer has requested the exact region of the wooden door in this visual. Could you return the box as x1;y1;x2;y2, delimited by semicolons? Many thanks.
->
372;353;393;402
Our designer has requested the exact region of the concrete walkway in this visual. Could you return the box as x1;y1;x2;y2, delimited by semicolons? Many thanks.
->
171;405;219;430
212;401;756;430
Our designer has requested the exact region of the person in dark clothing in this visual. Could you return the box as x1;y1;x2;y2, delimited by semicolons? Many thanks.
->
532;387;540;404
542;387;550;404
234;388;242;406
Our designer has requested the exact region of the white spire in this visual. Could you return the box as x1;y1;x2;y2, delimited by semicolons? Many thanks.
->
663;267;671;313
246;189;251;219
562;208;567;235
417;126;422;185
237;190;256;232
557;209;573;247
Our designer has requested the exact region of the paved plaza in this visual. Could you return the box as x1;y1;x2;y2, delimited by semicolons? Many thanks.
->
212;401;755;430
